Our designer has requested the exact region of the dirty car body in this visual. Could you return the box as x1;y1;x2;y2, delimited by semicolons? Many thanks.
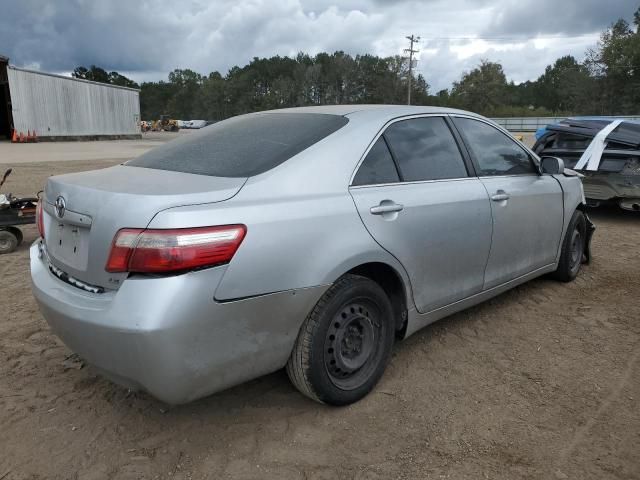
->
534;118;640;211
31;106;593;405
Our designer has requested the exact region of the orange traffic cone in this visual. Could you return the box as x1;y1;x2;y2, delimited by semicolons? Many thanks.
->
26;130;32;142
32;131;38;143
11;129;17;143
19;132;26;143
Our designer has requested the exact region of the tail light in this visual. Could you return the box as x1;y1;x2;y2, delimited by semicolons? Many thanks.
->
36;200;45;239
106;225;246;273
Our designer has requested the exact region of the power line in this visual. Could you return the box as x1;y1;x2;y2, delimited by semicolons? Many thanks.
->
404;34;420;105
418;33;601;41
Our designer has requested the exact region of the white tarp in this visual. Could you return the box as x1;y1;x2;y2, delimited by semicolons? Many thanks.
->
574;120;623;171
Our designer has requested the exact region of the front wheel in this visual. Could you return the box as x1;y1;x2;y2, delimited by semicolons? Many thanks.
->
286;274;394;405
552;210;587;282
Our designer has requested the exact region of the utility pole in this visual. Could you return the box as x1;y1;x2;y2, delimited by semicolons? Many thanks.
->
404;35;420;105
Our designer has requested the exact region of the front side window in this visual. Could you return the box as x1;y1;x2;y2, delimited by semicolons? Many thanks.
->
352;137;400;186
383;117;468;182
453;117;536;176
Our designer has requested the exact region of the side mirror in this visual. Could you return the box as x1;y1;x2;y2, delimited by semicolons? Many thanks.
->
541;156;565;175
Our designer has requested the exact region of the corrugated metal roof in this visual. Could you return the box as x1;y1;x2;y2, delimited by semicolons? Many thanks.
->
8;65;139;92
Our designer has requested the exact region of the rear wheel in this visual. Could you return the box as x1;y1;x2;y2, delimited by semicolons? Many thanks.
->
0;230;18;254
553;210;586;282
286;274;394;405
7;227;23;246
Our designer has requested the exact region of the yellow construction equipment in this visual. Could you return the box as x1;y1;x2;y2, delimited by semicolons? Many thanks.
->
152;115;179;132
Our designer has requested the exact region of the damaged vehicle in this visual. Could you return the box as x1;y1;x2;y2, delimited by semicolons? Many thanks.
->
31;106;594;406
534;118;640;211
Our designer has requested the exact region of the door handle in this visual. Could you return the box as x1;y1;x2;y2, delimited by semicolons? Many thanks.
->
370;203;404;215
491;191;510;202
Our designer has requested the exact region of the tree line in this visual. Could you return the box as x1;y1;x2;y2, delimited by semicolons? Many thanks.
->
72;7;640;120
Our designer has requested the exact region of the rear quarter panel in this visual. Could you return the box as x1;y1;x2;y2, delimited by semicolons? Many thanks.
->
148;189;411;301
147;116;414;303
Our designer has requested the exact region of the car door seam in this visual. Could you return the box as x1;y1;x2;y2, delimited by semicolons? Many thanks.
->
550;174;567;261
478;179;495;291
346;187;418;310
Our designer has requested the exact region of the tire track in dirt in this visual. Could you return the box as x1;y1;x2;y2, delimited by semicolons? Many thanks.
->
558;348;640;464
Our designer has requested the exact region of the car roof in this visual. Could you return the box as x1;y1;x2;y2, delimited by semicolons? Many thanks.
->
540;118;640;148
260;104;481;120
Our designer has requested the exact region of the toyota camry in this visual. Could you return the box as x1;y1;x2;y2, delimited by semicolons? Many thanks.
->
31;105;594;405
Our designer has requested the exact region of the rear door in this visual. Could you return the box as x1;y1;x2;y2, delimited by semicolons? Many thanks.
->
451;116;564;289
349;115;492;313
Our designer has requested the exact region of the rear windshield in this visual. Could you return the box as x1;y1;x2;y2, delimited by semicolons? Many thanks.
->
126;113;349;177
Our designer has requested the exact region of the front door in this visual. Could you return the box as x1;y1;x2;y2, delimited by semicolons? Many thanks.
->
349;116;493;313
451;116;564;289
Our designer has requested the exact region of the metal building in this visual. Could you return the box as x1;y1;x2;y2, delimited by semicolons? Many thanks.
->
0;55;141;141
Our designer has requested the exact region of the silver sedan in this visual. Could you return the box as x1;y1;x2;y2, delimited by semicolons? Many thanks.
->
30;105;594;405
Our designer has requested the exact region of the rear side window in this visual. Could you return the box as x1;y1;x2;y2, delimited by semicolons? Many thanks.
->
127;113;348;177
454;117;536;176
554;133;591;150
352;137;400;186
383;117;468;182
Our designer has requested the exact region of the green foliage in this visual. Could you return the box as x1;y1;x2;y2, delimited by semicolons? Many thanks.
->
75;6;640;120
132;51;429;120
450;60;509;114
72;65;139;89
584;7;640;114
534;56;592;113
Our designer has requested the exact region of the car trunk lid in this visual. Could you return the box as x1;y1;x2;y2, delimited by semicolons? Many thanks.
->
42;165;246;291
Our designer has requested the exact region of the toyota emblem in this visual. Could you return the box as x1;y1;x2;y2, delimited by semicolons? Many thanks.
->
54;196;66;219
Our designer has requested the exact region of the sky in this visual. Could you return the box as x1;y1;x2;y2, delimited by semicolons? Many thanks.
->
0;0;637;91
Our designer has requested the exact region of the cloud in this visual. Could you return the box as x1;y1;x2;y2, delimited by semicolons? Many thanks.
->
483;0;637;36
419;35;599;92
0;0;636;91
0;0;186;72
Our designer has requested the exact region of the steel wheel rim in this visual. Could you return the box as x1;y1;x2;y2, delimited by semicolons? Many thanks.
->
0;237;10;251
323;299;382;390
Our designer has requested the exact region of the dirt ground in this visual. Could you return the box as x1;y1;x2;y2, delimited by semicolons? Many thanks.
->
0;142;639;479
0;131;184;165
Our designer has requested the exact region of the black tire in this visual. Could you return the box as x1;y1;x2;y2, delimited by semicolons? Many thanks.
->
553;210;587;282
286;274;395;405
0;230;18;254
7;227;23;246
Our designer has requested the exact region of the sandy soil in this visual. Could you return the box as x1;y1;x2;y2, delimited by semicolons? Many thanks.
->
0;159;639;480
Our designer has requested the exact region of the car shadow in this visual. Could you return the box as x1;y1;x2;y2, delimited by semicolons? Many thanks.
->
587;205;639;223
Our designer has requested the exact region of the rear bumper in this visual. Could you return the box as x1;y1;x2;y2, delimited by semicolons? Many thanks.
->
30;242;326;404
582;175;640;201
